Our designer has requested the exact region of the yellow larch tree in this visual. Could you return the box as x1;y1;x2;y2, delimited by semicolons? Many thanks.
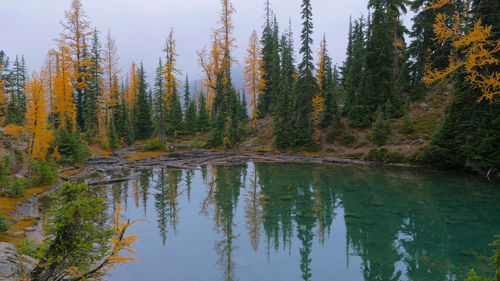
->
59;0;92;101
317;38;327;92
127;62;138;110
243;30;265;129
43;50;58;113
312;40;328;144
163;28;181;110
197;32;222;110
25;71;53;160
53;43;77;130
312;94;324;144
423;0;500;103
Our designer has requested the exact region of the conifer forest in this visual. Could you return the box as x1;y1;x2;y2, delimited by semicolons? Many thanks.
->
0;0;499;280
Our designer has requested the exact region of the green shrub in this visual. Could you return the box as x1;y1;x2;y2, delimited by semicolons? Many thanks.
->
2;177;28;198
348;105;371;128
399;115;415;135
141;139;165;151
0;209;8;234
190;138;203;150
14;149;24;164
0;155;12;177
365;148;389;162
17;239;49;260
340;130;357;145
54;128;90;165
326;126;344;143
463;235;499;281
347;152;364;159
371;110;388;146
364;149;406;163
31;160;58;187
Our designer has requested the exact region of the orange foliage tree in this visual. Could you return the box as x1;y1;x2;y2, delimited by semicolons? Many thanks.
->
163;29;181;110
423;0;500;103
25;71;53;160
243;30;265;129
126;62;138;110
53;43;77;130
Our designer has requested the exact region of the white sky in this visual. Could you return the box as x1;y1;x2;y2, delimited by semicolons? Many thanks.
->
0;0;413;87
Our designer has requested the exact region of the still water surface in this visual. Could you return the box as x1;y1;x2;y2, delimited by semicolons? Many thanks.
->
103;163;500;281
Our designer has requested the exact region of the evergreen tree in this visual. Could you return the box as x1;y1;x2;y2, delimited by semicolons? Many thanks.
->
274;22;295;148
183;75;190;111
84;29;101;139
184;97;198;134
371;109;387;146
258;0;277;116
292;0;317;148
115;83;135;145
168;86;183;135
197;93;210;132
153;58;167;141
6;55;27;125
134;63;153;140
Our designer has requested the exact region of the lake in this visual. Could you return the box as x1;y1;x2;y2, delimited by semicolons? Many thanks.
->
101;163;500;281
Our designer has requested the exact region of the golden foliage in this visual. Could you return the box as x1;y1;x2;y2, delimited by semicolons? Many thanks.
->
127;62;138;110
197;0;236;110
243;30;265;129
163;28;181;109
104;204;140;270
312;94;324;143
101;31;121;141
2;124;25;137
59;0;92;92
25;71;53;160
423;0;500;103
52;43;77;130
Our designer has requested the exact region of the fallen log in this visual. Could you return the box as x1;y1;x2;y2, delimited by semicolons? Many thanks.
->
86;172;142;186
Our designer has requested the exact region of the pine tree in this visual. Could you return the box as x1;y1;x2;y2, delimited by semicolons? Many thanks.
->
84;29;102;139
197;93;210;132
274;23;295;148
6;56;27;125
153;58;168;141
134;63;153;140
371;109;387;146
292;0;317;148
183;76;197;134
169;83;183;135
115;83;135;145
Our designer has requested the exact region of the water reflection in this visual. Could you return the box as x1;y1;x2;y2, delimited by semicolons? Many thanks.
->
105;163;500;281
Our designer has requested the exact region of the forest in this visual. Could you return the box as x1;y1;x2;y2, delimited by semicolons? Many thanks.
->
0;0;499;280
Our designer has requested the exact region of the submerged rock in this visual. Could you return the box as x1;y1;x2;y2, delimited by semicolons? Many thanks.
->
0;242;38;280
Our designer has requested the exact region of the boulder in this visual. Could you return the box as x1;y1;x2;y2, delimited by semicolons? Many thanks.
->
0;242;38;280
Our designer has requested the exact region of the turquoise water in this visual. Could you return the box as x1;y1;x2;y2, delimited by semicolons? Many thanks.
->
103;163;500;281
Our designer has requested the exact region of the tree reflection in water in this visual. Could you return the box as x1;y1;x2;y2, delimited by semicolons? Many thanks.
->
107;163;500;281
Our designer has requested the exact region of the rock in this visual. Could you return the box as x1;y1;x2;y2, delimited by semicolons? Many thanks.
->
420;103;428;108
13;232;24;236
24;227;36;232
0;242;38;280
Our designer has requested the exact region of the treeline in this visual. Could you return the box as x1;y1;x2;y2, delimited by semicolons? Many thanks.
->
0;0;499;171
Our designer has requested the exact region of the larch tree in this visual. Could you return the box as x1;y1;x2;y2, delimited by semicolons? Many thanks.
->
423;0;500;103
127;62;138;111
25;71;53;161
162;28;181;112
243;30;265;129
53;43;77;130
59;0;92;130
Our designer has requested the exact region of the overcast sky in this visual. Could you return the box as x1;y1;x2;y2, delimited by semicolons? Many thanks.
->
0;0;413;87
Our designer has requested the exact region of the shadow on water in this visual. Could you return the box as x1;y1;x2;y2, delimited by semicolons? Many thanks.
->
103;163;500;281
